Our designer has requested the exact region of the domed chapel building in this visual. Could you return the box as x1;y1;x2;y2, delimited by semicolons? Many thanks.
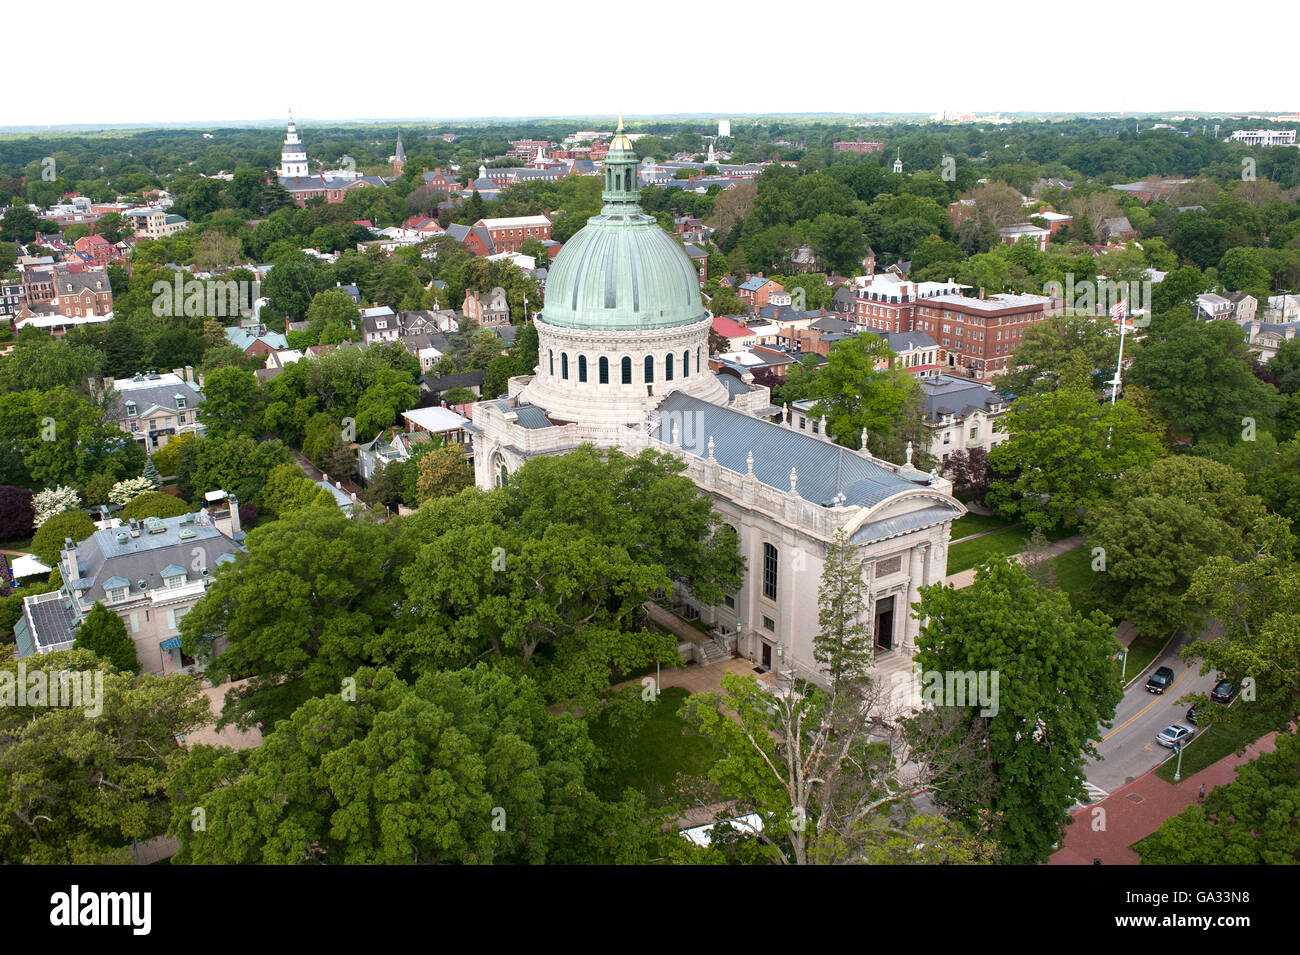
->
468;118;964;687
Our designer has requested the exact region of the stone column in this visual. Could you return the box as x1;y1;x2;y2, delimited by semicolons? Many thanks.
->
903;544;925;650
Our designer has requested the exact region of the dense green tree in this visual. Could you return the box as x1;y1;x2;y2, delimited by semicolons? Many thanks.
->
1085;456;1274;640
179;506;400;727
196;366;261;437
30;509;96;565
779;333;922;460
914;559;1122;864
167;665;666;864
119;491;191;521
1182;523;1300;730
986;388;1164;530
0;649;209;864
1135;730;1300;864
73;601;139;673
1129;319;1281;443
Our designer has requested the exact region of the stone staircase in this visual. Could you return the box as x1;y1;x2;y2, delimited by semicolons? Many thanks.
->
698;635;733;665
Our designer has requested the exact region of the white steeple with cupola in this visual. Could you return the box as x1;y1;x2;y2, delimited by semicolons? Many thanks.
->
277;111;310;180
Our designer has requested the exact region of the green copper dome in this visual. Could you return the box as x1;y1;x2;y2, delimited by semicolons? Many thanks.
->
540;117;707;332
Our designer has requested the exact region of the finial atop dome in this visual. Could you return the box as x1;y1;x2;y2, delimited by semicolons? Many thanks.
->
617;112;624;132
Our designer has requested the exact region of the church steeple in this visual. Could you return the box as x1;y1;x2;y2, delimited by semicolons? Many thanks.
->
602;114;641;210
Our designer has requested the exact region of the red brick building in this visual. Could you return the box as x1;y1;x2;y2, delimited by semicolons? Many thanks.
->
475;216;551;253
737;274;785;311
833;141;885;153
74;234;114;267
912;291;1058;381
56;272;113;318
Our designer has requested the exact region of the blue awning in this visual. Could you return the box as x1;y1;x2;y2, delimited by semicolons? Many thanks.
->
160;637;182;651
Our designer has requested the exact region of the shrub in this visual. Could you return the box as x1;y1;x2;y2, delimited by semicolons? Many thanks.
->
31;510;96;565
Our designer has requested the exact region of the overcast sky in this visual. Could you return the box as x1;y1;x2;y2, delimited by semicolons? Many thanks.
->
10;0;1297;128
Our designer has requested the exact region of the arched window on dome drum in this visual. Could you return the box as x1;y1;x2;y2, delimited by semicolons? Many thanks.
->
621;356;632;384
561;353;569;379
548;349;554;376
599;356;609;384
578;355;587;382
665;352;674;381
683;350;690;377
644;355;654;383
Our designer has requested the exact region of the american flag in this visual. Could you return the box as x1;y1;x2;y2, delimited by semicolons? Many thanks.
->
1110;298;1127;322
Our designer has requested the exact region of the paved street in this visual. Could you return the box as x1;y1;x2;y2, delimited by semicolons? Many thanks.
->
1083;621;1222;795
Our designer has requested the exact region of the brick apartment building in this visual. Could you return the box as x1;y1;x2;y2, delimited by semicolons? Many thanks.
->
477;215;552;253
56;272;113;318
913;291;1058;381
73;234;115;267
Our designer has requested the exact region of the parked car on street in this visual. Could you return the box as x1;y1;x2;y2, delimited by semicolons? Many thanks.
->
1156;722;1196;748
1211;679;1239;705
1146;666;1175;694
1185;704;1201;725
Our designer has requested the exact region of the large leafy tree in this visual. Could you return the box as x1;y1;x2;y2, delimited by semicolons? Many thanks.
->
196;366;261;437
18;387;145;490
30;509;96;565
780;333;922;459
1086;456;1276;640
73;601;139;673
0;650;209;864
0;486;35;541
914;559;1122;864
993;313;1124;397
1128;319;1281;444
1134;730;1300;864
1182;521;1300;731
986;388;1164;531
179;506;400;728
167;666;666;864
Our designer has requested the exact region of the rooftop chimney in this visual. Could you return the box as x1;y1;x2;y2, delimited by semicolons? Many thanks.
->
979;287;986;300
229;495;241;535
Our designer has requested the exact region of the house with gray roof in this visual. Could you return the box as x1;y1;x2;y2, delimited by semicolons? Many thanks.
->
102;370;204;452
919;374;1008;463
13;510;246;675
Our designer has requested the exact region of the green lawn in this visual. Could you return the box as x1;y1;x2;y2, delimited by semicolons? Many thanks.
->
1120;633;1166;687
1051;546;1096;612
949;512;1010;540
1154;706;1274;782
946;526;1032;574
0;536;34;554
586;686;719;806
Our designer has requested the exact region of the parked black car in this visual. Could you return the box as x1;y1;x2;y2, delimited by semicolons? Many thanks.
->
1211;679;1239;705
1146;666;1175;694
1186;704;1201;725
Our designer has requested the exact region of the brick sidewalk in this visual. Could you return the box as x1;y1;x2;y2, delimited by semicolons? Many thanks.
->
1048;731;1280;865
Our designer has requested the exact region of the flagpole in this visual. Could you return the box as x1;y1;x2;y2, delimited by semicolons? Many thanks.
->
1110;299;1127;406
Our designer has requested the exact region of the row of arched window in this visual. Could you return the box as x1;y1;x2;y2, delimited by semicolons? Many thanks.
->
548;348;703;385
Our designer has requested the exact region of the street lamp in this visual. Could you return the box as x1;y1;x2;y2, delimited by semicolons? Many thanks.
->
1173;740;1184;782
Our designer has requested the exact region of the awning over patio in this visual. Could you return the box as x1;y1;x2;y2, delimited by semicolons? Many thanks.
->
160;637;182;651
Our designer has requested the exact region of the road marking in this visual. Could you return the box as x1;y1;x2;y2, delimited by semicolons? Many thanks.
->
1102;668;1192;741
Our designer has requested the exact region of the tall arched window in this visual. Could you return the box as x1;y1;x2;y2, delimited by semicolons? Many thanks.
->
665;352;674;381
763;543;778;601
644;355;654;383
548;349;554;376
683;349;690;377
599;356;609;384
578;355;587;382
621;356;632;384
561;353;569;379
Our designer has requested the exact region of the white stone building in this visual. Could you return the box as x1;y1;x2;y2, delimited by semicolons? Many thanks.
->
467;119;964;689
